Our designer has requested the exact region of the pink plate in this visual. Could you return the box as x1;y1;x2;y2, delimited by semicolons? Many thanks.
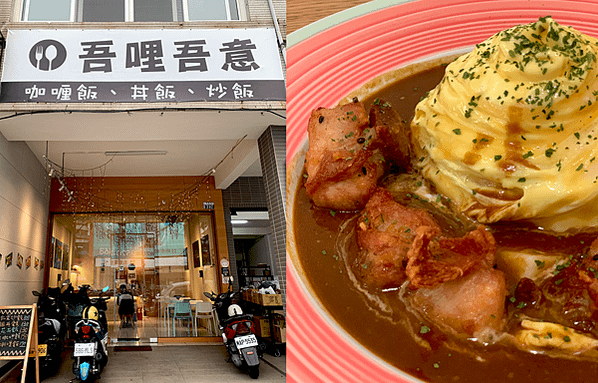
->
287;1;598;382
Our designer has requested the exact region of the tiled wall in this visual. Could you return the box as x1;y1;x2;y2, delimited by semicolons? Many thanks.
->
257;125;286;308
222;176;268;292
222;125;286;310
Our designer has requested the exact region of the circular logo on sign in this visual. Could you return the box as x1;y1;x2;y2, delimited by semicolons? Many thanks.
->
29;40;67;71
220;258;229;268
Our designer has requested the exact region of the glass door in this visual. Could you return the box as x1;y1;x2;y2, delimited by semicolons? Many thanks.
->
49;211;220;342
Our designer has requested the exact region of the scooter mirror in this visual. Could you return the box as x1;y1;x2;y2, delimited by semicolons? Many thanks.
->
102;286;110;293
32;291;41;297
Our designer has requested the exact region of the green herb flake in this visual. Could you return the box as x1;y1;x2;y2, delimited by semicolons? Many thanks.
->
453;128;462;135
420;325;431;334
535;260;546;269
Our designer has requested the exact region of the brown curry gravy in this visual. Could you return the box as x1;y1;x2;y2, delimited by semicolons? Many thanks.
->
293;65;598;382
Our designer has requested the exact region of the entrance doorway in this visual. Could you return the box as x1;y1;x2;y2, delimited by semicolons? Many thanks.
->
49;212;220;342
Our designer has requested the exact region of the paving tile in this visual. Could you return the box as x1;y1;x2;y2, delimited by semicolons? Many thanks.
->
3;343;285;383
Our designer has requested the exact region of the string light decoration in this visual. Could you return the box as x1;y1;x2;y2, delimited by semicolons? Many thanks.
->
46;135;248;218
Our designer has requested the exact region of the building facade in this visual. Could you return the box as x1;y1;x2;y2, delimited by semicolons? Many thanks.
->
0;0;285;355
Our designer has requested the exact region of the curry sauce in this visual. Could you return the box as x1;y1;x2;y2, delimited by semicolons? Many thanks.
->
293;64;598;382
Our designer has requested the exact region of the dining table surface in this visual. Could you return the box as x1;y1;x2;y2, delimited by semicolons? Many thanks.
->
287;0;373;34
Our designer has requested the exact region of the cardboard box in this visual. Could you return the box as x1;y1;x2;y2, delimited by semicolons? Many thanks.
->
273;324;286;343
253;316;270;338
272;312;285;327
243;289;258;304
257;293;282;306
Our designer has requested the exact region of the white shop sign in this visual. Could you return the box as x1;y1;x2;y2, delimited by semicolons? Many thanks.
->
0;28;285;103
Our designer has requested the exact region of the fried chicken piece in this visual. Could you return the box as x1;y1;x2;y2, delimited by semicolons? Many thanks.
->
406;225;497;289
356;188;440;289
410;268;507;336
305;101;386;210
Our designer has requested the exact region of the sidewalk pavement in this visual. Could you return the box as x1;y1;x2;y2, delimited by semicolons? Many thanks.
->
3;344;286;383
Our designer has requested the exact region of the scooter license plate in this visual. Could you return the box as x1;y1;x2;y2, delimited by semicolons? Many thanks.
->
28;344;47;357
234;334;258;349
74;343;96;357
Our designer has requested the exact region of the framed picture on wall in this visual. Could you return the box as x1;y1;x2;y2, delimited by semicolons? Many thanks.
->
201;235;211;266
54;240;63;269
62;244;70;271
50;237;56;269
183;248;189;270
192;240;200;268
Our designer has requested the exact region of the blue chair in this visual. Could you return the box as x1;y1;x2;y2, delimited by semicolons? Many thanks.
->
172;301;192;336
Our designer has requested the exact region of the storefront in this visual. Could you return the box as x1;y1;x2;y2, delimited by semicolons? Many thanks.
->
47;176;231;341
0;0;286;347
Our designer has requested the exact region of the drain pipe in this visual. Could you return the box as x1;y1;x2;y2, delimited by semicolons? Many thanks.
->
266;0;286;66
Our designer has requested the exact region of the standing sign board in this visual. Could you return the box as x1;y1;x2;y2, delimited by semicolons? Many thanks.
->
0;28;285;103
0;304;39;383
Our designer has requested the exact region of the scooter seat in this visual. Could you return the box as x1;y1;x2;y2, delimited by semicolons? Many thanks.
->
40;318;61;334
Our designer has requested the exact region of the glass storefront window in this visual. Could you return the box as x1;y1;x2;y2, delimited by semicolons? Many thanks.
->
21;0;241;22
49;212;219;340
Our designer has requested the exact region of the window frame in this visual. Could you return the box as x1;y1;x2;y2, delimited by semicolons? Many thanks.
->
20;0;244;22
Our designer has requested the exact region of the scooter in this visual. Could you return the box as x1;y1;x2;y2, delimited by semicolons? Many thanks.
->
30;286;68;377
204;279;260;379
71;286;110;382
117;285;135;328
62;282;92;343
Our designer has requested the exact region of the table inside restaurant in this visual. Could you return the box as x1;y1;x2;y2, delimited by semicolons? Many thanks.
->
162;298;216;337
287;0;373;34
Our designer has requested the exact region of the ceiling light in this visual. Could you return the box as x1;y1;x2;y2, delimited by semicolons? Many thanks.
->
104;150;167;156
231;219;248;225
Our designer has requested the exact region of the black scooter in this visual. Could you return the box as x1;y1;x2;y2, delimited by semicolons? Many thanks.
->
62;282;92;343
71;286;110;382
204;279;261;379
30;287;68;377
